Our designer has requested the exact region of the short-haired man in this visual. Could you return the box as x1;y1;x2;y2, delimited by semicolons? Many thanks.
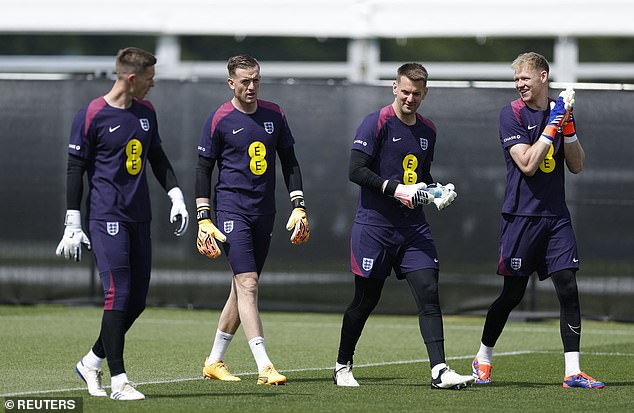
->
471;52;604;389
57;47;189;400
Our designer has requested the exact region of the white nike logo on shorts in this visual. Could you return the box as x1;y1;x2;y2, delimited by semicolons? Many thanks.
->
109;125;121;132
232;128;244;134
527;125;538;130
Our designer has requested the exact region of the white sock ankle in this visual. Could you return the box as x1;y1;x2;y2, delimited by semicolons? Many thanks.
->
248;336;272;372
335;362;348;372
564;351;581;377
82;350;104;370
207;330;234;365
431;363;447;379
476;343;494;365
111;373;129;390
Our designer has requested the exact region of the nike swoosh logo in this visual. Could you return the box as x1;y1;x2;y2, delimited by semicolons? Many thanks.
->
433;258;439;263
568;323;581;335
573;258;579;263
392;137;402;142
109;125;121;132
527;125;538;130
232;128;244;134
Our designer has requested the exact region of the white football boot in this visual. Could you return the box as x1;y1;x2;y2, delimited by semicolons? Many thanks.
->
333;362;360;387
110;382;145;401
431;366;475;390
75;360;107;397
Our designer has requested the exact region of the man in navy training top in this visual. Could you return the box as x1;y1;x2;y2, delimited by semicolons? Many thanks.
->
195;54;309;385
332;63;474;389
56;47;189;400
471;52;604;389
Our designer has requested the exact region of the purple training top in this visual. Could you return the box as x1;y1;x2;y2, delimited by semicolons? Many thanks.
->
352;104;436;227
499;98;570;217
68;97;162;222
197;99;295;215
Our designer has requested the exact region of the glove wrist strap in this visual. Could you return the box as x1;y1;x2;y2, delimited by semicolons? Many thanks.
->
196;205;211;222
290;190;306;210
64;210;82;228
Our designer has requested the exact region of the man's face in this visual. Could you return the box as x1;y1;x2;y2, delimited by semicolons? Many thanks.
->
130;66;155;100
228;67;261;106
514;66;548;107
393;75;427;116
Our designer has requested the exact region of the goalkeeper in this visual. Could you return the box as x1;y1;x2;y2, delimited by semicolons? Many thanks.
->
471;52;604;389
195;55;309;386
332;63;473;389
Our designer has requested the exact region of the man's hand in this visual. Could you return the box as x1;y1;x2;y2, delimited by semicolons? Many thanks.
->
560;88;577;141
541;95;568;143
394;183;433;209
286;208;310;245
168;187;189;236
55;210;91;262
427;183;457;211
196;204;225;259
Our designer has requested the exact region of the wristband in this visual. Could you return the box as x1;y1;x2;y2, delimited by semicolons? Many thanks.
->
564;134;578;143
290;190;305;210
196;204;211;222
539;135;554;145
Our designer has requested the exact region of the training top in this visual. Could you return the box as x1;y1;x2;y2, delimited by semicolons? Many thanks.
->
351;104;436;227
197;99;295;215
499;98;570;217
67;97;162;222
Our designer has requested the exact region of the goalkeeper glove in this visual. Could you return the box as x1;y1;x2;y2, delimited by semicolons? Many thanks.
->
560;87;578;143
394;182;433;209
286;191;310;245
196;204;226;259
55;210;91;262
541;95;568;143
426;183;457;211
168;187;189;237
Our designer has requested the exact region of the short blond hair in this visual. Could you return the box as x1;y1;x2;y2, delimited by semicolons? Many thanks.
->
511;52;550;75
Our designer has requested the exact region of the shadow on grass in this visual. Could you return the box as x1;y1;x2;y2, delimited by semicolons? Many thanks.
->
147;391;315;399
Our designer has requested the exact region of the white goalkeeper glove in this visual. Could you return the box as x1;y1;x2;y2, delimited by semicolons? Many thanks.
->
394;182;433;209
168;187;189;237
55;210;91;262
425;183;457;211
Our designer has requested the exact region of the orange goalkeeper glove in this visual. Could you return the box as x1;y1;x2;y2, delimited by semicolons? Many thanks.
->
196;204;226;259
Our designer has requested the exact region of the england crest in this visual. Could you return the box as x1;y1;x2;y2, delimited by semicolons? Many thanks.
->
263;122;274;134
362;257;374;272
420;138;428;150
223;220;234;234
139;118;150;131
510;257;522;271
107;222;119;236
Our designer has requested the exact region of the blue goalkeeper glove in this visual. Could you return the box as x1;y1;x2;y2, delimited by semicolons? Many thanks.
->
542;96;568;142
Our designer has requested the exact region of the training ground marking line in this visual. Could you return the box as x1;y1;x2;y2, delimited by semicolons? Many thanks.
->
0;350;537;397
4;350;633;397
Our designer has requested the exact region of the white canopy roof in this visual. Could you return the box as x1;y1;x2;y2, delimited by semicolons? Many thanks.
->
2;0;633;38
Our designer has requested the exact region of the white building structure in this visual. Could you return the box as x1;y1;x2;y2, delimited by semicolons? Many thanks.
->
1;0;633;82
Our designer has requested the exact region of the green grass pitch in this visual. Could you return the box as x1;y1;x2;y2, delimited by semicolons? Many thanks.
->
1;305;633;412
